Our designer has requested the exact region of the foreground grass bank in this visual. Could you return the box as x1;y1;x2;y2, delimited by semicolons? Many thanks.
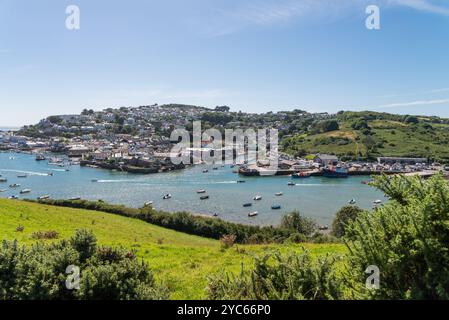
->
0;199;345;299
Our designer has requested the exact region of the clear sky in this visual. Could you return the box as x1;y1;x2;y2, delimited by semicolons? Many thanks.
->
1;0;449;126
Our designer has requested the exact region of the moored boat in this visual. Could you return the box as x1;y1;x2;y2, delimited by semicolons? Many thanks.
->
275;192;283;196
38;195;50;200
323;166;348;178
348;198;357;204
288;181;295;186
20;189;32;194
271;204;281;210
200;195;210;200
253;195;262;201
0;178;7;183
197;189;206;194
248;211;258;217
291;172;311;179
35;154;46;161
243;203;252;207
9;184;20;188
163;194;172;200
17;174;27;178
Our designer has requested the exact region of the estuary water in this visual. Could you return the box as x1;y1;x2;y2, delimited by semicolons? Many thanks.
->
0;152;385;226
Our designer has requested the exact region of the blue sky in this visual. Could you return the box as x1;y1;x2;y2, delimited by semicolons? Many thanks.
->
1;0;449;126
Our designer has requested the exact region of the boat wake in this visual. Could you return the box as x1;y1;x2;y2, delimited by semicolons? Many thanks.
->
0;169;50;176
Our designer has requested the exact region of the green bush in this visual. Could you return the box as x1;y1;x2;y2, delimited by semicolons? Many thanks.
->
280;211;317;237
331;206;364;238
0;230;168;300
345;174;449;299
207;250;343;300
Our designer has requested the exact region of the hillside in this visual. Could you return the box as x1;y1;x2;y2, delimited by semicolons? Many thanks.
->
282;111;449;162
0;199;345;299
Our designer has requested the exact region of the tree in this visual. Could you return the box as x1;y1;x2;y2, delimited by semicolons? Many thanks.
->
280;211;317;237
331;206;364;238
404;115;419;124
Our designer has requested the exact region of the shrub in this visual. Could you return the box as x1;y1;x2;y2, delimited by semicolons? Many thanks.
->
280;211;317;237
331;206;364;238
207;250;343;300
0;230;168;300
70;229;97;262
220;234;237;249
345;174;449;299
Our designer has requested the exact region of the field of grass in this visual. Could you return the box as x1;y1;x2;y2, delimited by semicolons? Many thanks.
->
0;199;346;299
282;115;449;161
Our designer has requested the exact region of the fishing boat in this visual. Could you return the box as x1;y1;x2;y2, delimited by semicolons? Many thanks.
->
0;178;7;183
271;204;281;210
322;166;348;178
9;184;20;188
248;211;258;217
243;203;252;207
197;189;206;194
200;195;210;200
291;172;311;179
348;198;357;205
35;154;46;161
253;195;262;201
275;192;283;196
163;194;172;200
287;181;295;186
20;189;32;194
38;195;50;200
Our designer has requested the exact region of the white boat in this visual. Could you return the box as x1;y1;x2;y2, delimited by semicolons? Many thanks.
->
8;195;18;199
197;189;206;194
144;201;154;206
20;189;32;194
35;154;46;161
373;199;382;204
275;192;283;196
38;195;50;200
0;189;6;193
253;195;262;201
9;184;20;188
0;178;7;183
348;199;357;204
248;211;258;217
69;197;81;201
163;194;172;200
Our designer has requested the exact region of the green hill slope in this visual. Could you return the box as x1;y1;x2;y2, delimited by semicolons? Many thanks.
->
0;199;345;299
282;111;449;162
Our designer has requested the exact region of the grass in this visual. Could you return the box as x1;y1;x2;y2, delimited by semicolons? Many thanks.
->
0;199;346;300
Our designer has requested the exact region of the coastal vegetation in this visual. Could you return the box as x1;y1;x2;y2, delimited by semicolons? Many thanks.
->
208;174;449;300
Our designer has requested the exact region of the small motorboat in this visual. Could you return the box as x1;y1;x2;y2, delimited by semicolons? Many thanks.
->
8;195;18;200
91;179;98;183
200;195;210;200
212;213;219;217
0;189;6;193
38;195;50;200
20;189;32;194
373;199;382;204
275;192;283;196
17;175;27;178
9;184;20;188
248;211;258;217
197;189;206;194
271;204;281;210
213;167;218;170
292;172;311;179
0;178;7;183
47;173;54;176
348;198;357;205
163;194;172;200
144;201;154;206
253;195;262;201
237;180;246;183
69;197;81;201
203;169;209;173
288;181;295;186
243;203;252;207
35;154;46;161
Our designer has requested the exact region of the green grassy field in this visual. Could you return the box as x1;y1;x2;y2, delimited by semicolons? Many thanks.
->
0;199;346;299
282;115;449;161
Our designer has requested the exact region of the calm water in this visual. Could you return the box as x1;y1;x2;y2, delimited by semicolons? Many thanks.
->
0;152;385;226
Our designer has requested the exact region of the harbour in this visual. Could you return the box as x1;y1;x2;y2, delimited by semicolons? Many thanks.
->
0;151;389;226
